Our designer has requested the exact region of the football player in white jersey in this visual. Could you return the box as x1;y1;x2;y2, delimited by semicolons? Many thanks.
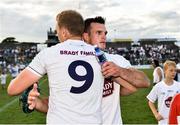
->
27;16;150;124
147;60;180;125
83;16;150;124
7;10;105;124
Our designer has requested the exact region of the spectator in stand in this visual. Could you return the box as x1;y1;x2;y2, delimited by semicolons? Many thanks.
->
152;59;164;85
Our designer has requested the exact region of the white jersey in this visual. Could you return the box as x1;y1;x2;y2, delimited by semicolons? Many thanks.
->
147;80;180;125
153;66;164;84
0;74;7;85
11;65;19;78
27;40;104;124
102;53;131;125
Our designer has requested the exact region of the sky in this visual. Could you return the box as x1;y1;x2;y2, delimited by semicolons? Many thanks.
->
0;0;180;43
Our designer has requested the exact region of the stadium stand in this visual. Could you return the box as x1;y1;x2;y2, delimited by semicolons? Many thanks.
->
1;29;179;68
106;38;180;65
0;39;38;74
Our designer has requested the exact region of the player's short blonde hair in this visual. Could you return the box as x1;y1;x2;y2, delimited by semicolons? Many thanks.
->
56;10;84;37
163;60;176;71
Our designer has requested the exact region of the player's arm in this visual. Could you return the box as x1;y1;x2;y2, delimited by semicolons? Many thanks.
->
7;68;40;96
29;97;48;113
156;68;162;81
148;100;164;121
112;77;137;96
36;97;48;113
28;83;48;113
102;61;150;88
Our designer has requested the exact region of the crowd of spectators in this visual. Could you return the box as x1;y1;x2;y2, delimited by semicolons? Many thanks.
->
106;43;180;65
0;45;37;73
0;43;179;71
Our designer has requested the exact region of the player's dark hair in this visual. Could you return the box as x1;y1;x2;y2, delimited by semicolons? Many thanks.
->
153;59;160;67
84;16;105;33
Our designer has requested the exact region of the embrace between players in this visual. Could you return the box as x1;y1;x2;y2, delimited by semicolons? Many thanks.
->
7;10;150;124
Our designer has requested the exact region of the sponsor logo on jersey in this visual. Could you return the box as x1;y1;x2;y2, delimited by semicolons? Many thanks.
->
165;96;173;108
60;50;95;56
60;50;78;55
167;90;174;92
103;78;114;97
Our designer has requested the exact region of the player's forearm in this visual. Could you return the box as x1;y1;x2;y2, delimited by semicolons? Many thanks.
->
120;87;137;96
117;67;150;88
113;77;137;96
101;61;150;88
7;79;27;96
148;101;158;117
35;98;48;113
7;69;40;96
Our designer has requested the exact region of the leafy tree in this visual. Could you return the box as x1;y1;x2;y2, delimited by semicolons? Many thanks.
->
1;37;19;44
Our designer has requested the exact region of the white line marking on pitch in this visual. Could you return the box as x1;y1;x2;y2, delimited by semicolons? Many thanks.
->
0;98;19;113
0;78;47;113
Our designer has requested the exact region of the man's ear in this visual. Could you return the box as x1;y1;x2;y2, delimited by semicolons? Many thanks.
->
62;28;70;40
83;33;90;43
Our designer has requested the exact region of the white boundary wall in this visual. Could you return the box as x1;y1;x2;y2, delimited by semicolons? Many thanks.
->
132;65;152;69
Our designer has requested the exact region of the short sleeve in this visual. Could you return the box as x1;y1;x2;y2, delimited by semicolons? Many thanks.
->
106;54;131;68
146;86;158;103
27;49;47;77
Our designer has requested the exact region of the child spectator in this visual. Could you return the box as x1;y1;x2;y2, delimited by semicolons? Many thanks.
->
147;60;180;125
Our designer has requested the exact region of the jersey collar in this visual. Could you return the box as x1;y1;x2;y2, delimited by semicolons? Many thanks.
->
65;39;86;46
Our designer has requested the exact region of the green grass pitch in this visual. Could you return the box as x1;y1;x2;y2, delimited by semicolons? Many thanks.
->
0;69;157;124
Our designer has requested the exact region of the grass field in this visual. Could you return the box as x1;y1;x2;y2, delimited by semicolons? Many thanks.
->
121;69;156;124
0;69;157;124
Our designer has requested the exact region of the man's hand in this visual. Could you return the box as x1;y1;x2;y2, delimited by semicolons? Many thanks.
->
27;83;48;113
155;113;164;121
28;83;40;110
101;61;120;78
